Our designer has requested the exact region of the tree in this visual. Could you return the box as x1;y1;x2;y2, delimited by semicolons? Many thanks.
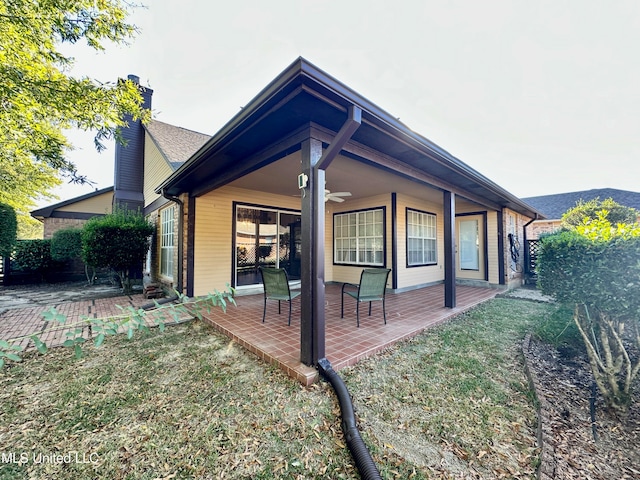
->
561;197;638;230
538;210;640;413
81;209;154;294
0;203;17;257
0;0;150;227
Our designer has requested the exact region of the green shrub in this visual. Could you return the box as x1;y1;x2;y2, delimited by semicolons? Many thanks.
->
50;228;83;261
12;239;53;275
0;203;17;258
537;210;640;412
561;197;637;230
81;209;154;294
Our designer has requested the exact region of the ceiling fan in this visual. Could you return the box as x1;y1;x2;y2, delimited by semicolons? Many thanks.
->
325;189;352;203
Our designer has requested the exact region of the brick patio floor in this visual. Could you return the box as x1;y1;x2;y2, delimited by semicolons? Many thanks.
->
201;283;499;385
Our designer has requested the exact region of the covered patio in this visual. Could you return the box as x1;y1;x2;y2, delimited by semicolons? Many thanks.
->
201;283;498;385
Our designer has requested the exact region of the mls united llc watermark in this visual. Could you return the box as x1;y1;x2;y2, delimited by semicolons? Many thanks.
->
1;451;99;465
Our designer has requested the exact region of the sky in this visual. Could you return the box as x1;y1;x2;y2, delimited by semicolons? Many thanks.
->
43;0;640;207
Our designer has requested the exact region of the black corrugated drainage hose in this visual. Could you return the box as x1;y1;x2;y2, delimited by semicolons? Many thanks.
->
317;358;382;480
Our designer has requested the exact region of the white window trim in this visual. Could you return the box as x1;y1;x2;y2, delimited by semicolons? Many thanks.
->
333;207;385;267
406;208;437;267
160;206;175;279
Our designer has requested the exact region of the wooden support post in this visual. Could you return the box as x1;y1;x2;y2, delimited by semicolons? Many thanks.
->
443;190;456;308
300;138;325;366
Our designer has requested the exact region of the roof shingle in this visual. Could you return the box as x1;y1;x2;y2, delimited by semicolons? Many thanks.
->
523;188;640;219
144;120;210;170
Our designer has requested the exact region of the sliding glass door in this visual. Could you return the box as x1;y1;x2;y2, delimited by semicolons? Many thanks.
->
235;206;301;287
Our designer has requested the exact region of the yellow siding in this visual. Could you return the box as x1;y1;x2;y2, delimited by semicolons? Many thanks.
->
56;191;113;214
144;135;174;208
193;185;517;294
193;186;302;296
395;193;445;289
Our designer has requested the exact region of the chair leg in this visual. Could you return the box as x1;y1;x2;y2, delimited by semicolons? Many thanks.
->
278;300;281;315
356;302;360;328
262;297;267;323
383;298;387;324
288;300;292;326
368;301;372;316
341;292;344;318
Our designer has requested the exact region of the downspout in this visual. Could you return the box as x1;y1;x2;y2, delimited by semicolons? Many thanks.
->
161;189;184;294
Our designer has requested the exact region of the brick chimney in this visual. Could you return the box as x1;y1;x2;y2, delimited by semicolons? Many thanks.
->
113;74;153;212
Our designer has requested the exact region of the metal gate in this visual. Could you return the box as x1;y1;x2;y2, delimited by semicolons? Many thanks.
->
524;239;541;284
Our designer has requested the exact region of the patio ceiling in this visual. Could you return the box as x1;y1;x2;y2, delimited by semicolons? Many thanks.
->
229;151;446;206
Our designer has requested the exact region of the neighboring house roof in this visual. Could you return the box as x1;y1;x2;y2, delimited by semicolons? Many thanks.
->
158;57;543;220
522;188;640;220
144;120;210;170
31;186;114;220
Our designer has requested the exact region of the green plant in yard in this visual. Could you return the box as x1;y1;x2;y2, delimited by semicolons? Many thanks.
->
51;227;98;284
0;288;235;367
50;228;83;262
11;239;59;280
561;197;638;230
81;208;154;294
0;202;17;258
538;209;640;412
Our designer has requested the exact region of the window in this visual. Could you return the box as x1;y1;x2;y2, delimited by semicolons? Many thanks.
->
334;208;385;266
160;206;175;278
406;208;437;266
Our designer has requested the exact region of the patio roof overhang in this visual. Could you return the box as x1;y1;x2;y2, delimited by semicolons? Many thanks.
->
156;57;543;220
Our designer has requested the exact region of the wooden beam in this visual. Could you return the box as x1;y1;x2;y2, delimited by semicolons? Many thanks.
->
316;105;361;170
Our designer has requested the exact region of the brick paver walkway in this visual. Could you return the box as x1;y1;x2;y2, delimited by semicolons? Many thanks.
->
0;291;191;351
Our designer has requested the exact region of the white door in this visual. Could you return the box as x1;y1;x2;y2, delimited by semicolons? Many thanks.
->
456;215;485;280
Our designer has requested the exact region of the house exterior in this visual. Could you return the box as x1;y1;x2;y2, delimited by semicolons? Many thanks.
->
523;188;640;239
31;186;114;239
33;58;543;366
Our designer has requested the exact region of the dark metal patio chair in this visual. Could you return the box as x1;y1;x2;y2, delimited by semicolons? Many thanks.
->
341;268;391;327
259;267;301;326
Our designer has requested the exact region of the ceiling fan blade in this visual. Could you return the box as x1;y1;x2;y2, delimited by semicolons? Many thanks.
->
330;192;352;197
328;196;345;202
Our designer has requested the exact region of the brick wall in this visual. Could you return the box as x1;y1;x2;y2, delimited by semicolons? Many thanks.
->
43;218;89;239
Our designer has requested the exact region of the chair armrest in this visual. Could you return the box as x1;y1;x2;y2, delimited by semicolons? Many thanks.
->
341;282;359;294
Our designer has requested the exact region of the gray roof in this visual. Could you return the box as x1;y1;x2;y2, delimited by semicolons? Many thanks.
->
144;120;210;170
522;188;640;219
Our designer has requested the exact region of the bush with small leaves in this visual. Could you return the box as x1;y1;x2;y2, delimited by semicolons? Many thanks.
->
82;208;154;294
538;210;640;412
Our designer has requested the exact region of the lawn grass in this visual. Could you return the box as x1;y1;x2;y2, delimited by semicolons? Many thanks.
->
0;298;558;479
